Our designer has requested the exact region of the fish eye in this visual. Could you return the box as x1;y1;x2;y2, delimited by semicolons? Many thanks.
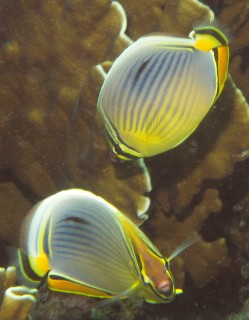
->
165;260;170;270
113;143;123;157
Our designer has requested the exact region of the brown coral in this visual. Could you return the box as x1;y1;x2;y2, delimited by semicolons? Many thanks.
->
118;0;214;39
0;266;37;320
0;183;31;246
217;0;249;102
0;0;151;248
228;191;249;257
151;189;230;288
0;0;248;319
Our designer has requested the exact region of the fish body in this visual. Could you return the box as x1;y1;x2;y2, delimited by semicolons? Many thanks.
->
17;189;182;303
97;26;229;160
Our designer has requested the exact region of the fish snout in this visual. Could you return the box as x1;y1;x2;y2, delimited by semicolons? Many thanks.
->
156;278;172;293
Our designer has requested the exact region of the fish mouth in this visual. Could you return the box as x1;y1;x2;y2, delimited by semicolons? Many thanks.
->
151;277;175;301
156;279;172;294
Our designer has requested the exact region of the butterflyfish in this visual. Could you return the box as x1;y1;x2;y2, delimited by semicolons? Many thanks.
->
13;189;199;304
97;26;229;160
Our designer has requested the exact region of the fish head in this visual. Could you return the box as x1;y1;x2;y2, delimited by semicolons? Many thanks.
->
138;248;181;303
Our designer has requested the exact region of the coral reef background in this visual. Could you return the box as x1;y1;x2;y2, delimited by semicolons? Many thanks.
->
0;0;248;319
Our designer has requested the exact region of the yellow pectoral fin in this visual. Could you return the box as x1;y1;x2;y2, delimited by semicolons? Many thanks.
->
29;253;50;277
176;288;183;295
47;271;112;298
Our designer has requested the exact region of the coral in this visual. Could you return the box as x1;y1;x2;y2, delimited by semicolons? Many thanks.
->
0;266;37;320
0;183;31;246
0;266;16;294
219;0;249;53
217;0;249;101
226;301;249;320
0;0;151;251
230;55;249;102
151;189;230;288
118;0;214;39
28;278;143;320
0;286;37;320
0;0;248;319
228;190;249;257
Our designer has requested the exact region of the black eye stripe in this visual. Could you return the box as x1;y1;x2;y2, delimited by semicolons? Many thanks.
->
165;260;170;270
194;27;228;45
105;127;141;160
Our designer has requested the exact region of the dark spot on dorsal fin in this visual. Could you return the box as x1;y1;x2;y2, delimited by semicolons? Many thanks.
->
134;59;150;82
64;217;89;225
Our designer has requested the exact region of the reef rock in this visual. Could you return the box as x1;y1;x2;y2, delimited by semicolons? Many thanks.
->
28;279;143;320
